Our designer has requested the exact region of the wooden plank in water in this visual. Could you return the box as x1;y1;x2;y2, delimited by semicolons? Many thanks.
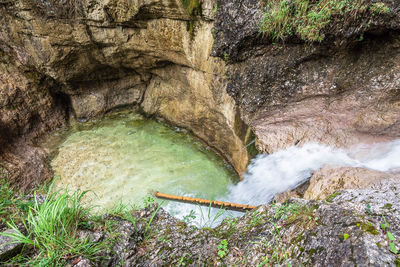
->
153;191;256;212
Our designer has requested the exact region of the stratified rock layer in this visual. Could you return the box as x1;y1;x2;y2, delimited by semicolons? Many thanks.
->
0;51;67;188
0;0;249;186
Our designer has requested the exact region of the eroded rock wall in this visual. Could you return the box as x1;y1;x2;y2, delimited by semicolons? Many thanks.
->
0;50;67;188
212;0;400;153
0;0;249;187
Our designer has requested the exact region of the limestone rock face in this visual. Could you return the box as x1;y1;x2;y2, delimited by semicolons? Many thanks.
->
303;166;400;200
0;51;67;188
0;53;66;146
0;0;249;185
274;166;400;203
212;0;400;153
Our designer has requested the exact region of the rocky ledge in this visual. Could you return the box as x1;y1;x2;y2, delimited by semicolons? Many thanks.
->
1;185;399;266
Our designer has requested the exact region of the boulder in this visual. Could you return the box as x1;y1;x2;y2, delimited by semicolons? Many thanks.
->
0;229;23;262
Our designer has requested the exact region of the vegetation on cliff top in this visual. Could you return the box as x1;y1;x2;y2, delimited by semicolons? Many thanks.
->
260;0;390;42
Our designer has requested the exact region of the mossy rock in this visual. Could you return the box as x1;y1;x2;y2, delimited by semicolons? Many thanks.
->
356;221;379;235
325;192;342;203
181;0;202;17
181;0;202;39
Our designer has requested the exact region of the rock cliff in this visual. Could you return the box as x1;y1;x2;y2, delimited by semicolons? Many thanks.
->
212;0;400;153
0;0;400;265
0;0;249;187
1;0;399;200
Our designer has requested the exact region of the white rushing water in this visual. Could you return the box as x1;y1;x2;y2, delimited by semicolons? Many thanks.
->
169;139;400;227
227;140;400;205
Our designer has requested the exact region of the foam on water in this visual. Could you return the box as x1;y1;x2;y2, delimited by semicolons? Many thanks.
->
228;140;400;205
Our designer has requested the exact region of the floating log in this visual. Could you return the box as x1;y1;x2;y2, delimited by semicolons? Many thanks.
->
153;191;256;212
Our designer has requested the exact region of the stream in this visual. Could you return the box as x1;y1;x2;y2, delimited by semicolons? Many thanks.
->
45;111;400;227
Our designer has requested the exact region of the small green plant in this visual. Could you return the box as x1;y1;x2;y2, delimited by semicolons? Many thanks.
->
380;217;398;254
366;203;372;214
177;252;191;266
370;2;389;14
272;202;300;220
325;192;342;203
196;202;227;228
104;201;139;233
144;202;164;239
343;233;349;240
217;239;228;259
213;3;218;15
182;210;196;224
143;195;155;208
249;210;264;226
223;52;230;62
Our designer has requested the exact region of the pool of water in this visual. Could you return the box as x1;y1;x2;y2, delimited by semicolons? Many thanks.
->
46;111;239;225
45;110;400;227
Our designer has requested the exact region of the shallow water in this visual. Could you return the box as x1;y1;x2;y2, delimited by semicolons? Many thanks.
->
48;111;238;224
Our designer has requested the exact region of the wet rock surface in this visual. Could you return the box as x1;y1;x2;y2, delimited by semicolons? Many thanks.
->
303;166;400;200
274;166;400;203
0;50;67;188
0;1;399;265
212;0;400;153
0;229;23;262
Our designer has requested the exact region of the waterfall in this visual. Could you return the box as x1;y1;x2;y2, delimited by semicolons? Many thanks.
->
227;140;400;205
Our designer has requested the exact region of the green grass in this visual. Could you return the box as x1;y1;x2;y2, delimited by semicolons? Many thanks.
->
370;2;390;14
2;189;103;266
259;0;390;42
0;167;34;227
251;223;292;266
196;202;228;229
325;191;342;203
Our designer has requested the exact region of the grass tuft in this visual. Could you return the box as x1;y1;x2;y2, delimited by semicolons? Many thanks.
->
260;0;389;42
2;189;103;266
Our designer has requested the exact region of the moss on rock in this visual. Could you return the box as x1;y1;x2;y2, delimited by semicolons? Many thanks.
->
181;0;203;39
